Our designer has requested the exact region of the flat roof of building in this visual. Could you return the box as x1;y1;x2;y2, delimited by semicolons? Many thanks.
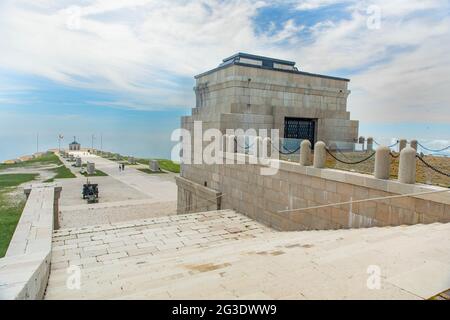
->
222;52;296;66
195;52;350;82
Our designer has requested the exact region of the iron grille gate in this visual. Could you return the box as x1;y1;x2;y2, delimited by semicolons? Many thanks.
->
284;118;316;144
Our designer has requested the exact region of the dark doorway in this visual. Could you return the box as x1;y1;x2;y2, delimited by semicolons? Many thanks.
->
284;117;316;144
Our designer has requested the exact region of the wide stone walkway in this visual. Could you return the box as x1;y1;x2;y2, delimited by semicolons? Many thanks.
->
56;153;178;228
44;210;450;300
74;153;177;202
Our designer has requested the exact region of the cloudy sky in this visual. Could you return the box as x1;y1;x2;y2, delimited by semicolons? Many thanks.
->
0;0;449;159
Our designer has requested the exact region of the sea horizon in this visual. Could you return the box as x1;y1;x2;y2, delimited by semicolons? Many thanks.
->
1;130;449;163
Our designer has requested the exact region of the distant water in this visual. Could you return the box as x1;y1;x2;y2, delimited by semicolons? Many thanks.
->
0;106;188;163
0;132;179;162
1;134;449;162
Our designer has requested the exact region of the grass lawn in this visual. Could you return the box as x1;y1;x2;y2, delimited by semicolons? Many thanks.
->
157;159;180;173
0;173;38;257
138;168;167;175
44;165;76;183
98;151;180;173
81;169;108;177
0;152;62;171
0;173;39;188
137;159;180;173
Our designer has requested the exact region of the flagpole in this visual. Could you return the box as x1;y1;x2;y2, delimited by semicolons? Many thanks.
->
58;134;64;153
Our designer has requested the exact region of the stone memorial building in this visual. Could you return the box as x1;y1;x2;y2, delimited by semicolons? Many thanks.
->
69;137;81;151
182;52;359;146
177;53;360;215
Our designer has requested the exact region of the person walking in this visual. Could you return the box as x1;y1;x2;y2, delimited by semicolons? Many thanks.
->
119;164;122;172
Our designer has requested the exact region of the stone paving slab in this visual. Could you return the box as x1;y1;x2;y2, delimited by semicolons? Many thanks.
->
44;209;450;300
59;199;177;228
49;210;269;271
386;261;450;299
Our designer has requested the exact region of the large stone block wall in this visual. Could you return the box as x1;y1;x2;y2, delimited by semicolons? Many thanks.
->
187;63;359;145
177;153;450;231
176;176;221;214
195;65;350;113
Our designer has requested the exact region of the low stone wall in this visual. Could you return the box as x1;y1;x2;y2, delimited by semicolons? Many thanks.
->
176;176;221;214
0;184;61;299
177;152;450;231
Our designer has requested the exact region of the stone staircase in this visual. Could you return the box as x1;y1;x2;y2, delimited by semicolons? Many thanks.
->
44;210;450;300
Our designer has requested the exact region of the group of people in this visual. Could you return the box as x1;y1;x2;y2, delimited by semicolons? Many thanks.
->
118;163;125;171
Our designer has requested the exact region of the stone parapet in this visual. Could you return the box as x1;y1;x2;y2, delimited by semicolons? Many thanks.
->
0;184;61;300
179;152;449;231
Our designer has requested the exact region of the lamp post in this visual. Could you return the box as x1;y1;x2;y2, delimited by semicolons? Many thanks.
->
91;134;95;153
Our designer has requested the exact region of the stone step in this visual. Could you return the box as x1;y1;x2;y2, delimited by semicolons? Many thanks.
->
49;221;444;283
53;210;242;235
46;222;449;299
45;206;450;300
46;222;450;300
47;234;275;288
45;238;268;298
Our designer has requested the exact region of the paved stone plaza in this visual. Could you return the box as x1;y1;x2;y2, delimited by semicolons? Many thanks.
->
56;153;178;228
45;210;450;299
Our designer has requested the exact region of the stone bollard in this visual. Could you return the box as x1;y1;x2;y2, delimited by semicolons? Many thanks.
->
254;136;263;158
399;139;407;152
398;147;416;184
313;141;326;168
149;160;160;172
75;157;82;167
367;137;374;152
262;137;271;158
87;162;95;175
358;136;365;144
300;140;312;166
374;146;390;179
410;139;418;151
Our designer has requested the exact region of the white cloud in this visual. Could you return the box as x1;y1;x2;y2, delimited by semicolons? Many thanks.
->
0;0;449;124
294;0;350;11
283;0;450;123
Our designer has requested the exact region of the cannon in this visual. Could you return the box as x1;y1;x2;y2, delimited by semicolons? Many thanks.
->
82;180;99;203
